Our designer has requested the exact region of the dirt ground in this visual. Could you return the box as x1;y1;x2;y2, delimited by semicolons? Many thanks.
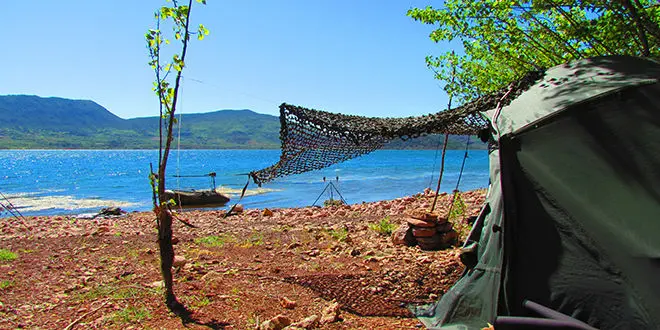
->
0;189;486;329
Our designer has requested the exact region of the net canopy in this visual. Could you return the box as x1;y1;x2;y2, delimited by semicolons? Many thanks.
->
250;70;544;186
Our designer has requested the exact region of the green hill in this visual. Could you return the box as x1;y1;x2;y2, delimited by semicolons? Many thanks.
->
0;95;485;150
0;95;281;149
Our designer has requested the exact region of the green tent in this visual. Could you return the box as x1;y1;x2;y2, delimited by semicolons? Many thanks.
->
413;56;660;329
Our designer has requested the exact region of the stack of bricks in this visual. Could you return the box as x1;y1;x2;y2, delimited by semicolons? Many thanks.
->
392;211;459;250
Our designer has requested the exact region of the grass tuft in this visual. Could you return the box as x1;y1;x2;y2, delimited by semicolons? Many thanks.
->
241;231;264;247
195;234;235;247
0;249;17;262
113;305;151;324
327;227;348;242
0;280;14;290
368;216;396;236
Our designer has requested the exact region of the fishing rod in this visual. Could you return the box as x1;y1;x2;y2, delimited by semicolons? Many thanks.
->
0;191;31;232
312;176;347;207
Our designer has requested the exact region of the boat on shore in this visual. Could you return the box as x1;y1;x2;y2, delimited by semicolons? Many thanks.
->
162;188;230;208
162;171;231;208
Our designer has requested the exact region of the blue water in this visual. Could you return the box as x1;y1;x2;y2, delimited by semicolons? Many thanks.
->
0;149;489;216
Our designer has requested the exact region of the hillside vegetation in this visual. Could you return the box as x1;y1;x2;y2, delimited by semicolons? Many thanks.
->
0;95;484;149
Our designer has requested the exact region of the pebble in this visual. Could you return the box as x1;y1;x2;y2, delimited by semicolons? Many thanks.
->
289;315;319;329
260;314;291;330
150;280;164;288
280;296;297;309
320;302;341;324
173;255;187;268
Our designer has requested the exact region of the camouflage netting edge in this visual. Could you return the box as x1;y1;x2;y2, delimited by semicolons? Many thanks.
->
250;70;545;186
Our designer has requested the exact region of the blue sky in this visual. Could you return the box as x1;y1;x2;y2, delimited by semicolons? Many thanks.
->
2;1;451;119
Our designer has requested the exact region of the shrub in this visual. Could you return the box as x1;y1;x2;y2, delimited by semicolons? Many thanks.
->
324;198;345;207
448;192;466;222
327;227;348;242
369;216;397;236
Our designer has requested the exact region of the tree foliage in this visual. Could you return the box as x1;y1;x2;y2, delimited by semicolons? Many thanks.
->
145;0;208;316
408;0;660;102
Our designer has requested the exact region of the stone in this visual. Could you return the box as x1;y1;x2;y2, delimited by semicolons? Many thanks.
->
406;217;436;228
263;208;274;217
93;226;110;235
391;223;416;246
280;296;297;309
320;302;341;325
436;216;449;224
416;235;444;251
150;280;164;288
100;207;124;216
409;211;439;222
233;204;244;214
435;221;453;233
412;227;436;238
289;315;319;329
201;271;220;282
440;230;459;245
260;314;291;330
173;255;187;268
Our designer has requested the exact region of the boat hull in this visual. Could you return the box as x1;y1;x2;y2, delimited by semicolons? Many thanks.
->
162;189;230;207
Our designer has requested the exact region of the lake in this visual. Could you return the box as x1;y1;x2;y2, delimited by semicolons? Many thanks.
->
0;149;489;216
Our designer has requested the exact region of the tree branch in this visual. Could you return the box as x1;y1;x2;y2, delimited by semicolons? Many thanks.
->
546;1;612;55
618;0;650;56
515;5;586;60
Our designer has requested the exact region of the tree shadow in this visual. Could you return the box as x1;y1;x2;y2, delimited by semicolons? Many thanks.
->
171;303;231;329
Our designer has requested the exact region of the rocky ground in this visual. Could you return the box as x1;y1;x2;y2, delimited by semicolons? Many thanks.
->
0;189;486;329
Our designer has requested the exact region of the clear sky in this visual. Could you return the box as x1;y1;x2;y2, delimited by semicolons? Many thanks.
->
2;1;452;119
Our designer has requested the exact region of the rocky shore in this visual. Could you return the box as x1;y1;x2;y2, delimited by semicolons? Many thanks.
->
0;188;486;329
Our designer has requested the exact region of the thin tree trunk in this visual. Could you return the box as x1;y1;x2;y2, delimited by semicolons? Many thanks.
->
158;209;183;311
155;0;194;316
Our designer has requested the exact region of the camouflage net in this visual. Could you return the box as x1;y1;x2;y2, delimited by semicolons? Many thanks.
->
250;70;544;185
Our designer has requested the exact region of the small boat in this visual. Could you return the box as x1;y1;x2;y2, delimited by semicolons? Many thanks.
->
163;172;230;207
162;188;230;207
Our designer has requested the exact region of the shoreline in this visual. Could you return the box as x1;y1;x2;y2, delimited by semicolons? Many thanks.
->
1;189;487;237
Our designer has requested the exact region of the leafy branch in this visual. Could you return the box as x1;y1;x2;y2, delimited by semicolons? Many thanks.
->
145;0;209;316
408;0;660;103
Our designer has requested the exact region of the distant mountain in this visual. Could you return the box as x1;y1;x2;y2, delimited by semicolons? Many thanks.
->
0;95;485;150
0;95;281;149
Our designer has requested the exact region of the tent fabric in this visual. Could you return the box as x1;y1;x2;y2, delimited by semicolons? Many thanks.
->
487;56;660;136
416;55;660;329
500;83;660;329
